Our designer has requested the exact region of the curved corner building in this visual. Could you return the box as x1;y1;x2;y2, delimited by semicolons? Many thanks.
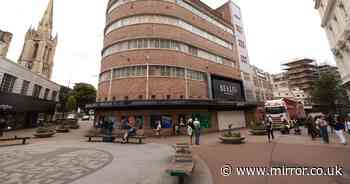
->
92;0;255;135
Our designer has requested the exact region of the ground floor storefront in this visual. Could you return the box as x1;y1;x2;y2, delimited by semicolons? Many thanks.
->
0;92;57;129
89;100;257;136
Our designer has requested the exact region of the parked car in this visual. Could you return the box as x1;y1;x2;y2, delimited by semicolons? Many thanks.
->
82;115;90;121
67;114;77;120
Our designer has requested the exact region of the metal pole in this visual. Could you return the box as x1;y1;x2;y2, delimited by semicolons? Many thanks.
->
108;69;113;101
185;68;189;99
146;63;149;100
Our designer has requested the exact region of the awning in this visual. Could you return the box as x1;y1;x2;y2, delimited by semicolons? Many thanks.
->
87;100;258;111
0;92;57;113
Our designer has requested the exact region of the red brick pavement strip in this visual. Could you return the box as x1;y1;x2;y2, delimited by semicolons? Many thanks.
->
193;142;350;184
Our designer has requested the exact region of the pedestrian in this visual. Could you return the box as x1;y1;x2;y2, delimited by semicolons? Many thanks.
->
187;118;194;145
265;115;274;143
0;117;6;137
175;123;180;136
156;120;162;137
193;118;201;145
346;117;350;135
318;116;329;144
335;116;347;145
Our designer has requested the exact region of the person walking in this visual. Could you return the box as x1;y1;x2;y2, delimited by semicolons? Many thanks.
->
156;120;162;137
193;118;201;145
187;118;194;145
335;116;347;145
346;117;350;135
265;115;274;143
318;116;329;144
0;117;6;137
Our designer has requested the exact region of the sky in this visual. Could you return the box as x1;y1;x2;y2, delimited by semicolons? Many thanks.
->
0;0;334;88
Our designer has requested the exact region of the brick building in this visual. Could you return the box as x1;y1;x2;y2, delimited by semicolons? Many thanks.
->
89;0;257;136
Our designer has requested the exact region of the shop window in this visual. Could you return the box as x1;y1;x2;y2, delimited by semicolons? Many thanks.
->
150;115;172;129
191;112;212;129
121;115;144;129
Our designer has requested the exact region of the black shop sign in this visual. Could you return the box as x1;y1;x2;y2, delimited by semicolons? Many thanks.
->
211;75;245;101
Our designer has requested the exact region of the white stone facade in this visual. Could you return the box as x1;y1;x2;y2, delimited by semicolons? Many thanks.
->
314;0;350;95
227;1;273;103
0;58;60;101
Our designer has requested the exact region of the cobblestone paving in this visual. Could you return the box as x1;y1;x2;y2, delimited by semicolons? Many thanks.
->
0;147;113;184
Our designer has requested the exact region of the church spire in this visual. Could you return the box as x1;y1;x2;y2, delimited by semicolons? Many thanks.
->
38;0;54;34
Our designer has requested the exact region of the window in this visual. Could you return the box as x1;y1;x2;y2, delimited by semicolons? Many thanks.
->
238;40;246;48
124;96;129;101
32;84;42;98
52;91;57;101
240;55;248;63
20;80;30;95
234;14;241;20
138;95;143;100
236;25;243;33
112;96;116;101
105;15;232;49
166;95;171;100
0;73;17;93
44;88;50;100
333;16;338;22
33;42;39;59
108;0;234;35
150;115;173;129
189;46;198;56
328;26;333;32
151;95;156;100
103;38;235;68
160;66;171;76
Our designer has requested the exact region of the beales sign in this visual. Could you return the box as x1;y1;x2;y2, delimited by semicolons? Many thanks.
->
211;75;245;101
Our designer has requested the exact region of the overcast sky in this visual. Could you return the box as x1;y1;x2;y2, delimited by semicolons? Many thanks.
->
0;0;334;87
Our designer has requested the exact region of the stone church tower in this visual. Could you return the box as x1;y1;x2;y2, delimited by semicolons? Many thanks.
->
18;0;57;79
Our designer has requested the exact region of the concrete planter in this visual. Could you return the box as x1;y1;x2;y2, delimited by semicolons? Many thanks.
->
34;130;56;138
219;136;245;144
250;129;267;136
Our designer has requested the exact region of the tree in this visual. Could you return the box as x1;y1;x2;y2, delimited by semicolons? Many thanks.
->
71;83;96;112
57;86;72;112
66;96;77;112
311;72;348;114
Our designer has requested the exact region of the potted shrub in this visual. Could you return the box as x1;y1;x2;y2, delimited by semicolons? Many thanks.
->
250;122;267;135
34;127;56;138
219;124;245;144
56;122;70;133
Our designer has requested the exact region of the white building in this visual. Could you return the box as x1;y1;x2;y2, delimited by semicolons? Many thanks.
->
0;58;60;101
225;1;273;103
0;57;60;128
314;0;350;97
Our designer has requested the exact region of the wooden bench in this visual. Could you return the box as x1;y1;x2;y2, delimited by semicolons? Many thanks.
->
167;160;194;184
86;134;145;144
124;135;146;144
86;135;116;142
0;136;31;145
166;143;195;184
